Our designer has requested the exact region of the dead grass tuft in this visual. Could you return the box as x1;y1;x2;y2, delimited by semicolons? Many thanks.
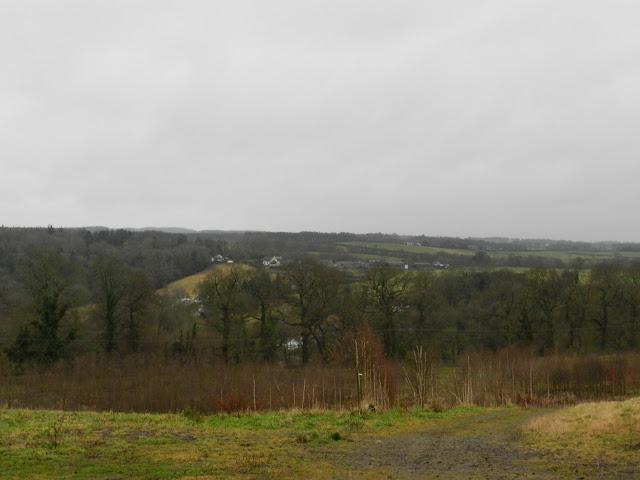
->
525;398;640;437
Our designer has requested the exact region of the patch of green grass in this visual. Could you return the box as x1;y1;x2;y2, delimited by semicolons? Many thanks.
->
0;406;498;479
349;253;403;262
2;405;636;479
205;407;482;433
0;408;326;479
339;241;474;257
339;241;640;264
488;249;640;262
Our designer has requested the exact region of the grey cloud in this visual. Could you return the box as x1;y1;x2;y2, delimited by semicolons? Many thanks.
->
1;0;639;240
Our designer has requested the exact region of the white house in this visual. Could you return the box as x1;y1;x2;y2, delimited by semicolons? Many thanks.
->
262;256;282;267
285;337;302;351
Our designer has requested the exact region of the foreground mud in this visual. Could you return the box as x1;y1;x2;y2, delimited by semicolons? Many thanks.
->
326;411;640;480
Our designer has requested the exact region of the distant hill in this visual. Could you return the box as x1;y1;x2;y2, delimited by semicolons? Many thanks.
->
82;226;199;234
133;227;199;234
82;226;110;232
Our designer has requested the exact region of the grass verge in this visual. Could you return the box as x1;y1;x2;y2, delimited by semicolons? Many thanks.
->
0;406;484;479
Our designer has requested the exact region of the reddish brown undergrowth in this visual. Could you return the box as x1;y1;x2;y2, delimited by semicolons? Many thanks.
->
1;348;639;413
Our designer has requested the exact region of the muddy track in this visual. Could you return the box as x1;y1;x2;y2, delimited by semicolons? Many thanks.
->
325;412;640;479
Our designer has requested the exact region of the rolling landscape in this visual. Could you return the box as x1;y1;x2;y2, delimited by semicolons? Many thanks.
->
3;0;640;478
1;227;640;478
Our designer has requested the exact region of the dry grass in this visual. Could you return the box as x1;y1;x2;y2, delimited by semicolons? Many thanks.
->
526;397;640;437
0;356;358;413
2;349;640;414
159;263;253;297
454;349;640;407
524;397;640;462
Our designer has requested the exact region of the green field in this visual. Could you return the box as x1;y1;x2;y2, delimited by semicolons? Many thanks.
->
350;252;403;262
489;249;640;261
1;402;638;479
339;241;640;263
339;241;475;257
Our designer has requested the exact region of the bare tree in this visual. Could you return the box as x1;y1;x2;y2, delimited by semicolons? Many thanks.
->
527;269;563;351
282;259;345;364
92;255;128;353
123;269;154;353
199;266;248;363
243;269;283;361
366;264;408;357
6;249;77;365
621;265;640;348
591;264;623;351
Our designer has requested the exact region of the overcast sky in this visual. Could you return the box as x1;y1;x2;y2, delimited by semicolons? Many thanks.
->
1;1;639;241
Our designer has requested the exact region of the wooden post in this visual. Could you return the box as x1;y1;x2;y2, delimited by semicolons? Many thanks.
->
302;379;306;410
252;375;257;411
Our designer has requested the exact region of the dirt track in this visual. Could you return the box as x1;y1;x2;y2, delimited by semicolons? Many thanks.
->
345;432;555;479
327;412;640;480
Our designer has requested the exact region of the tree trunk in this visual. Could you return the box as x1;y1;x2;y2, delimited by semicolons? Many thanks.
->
599;302;609;351
630;303;639;349
258;302;271;361
383;310;396;357
104;296;118;353
127;308;139;353
221;307;230;364
301;332;310;365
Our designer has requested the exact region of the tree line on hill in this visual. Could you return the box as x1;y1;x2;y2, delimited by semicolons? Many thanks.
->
0;227;226;289
193;260;640;363
3;240;640;369
3;226;640;281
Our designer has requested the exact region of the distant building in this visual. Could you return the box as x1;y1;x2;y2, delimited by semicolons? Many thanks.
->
413;261;450;270
285;337;302;351
262;256;282;267
179;297;200;305
211;254;234;264
383;260;407;269
433;262;450;269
